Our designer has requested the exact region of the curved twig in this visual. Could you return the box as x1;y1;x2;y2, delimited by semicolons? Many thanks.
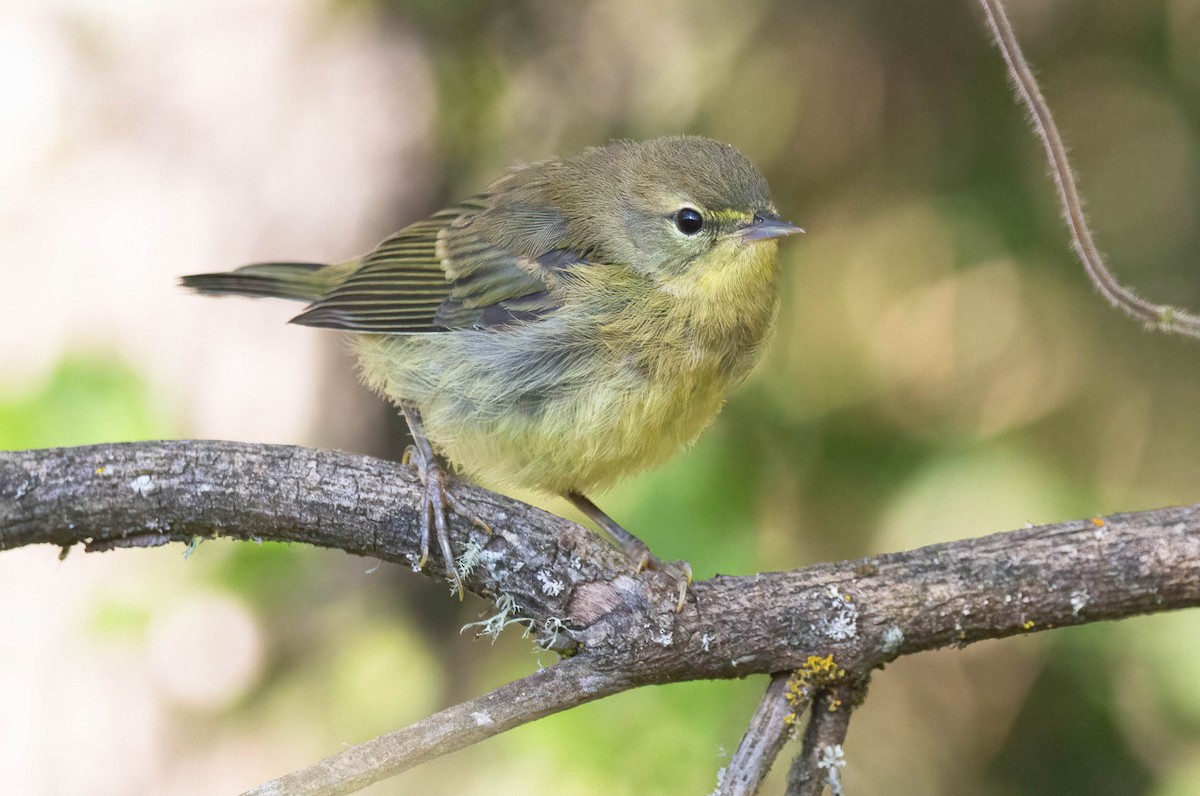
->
977;0;1200;339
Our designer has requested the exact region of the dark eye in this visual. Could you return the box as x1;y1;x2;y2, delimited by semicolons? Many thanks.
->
674;207;704;235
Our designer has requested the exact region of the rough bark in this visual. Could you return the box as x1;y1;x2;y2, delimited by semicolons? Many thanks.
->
3;441;1198;793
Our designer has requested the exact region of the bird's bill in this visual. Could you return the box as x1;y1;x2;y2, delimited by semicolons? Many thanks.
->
737;214;804;243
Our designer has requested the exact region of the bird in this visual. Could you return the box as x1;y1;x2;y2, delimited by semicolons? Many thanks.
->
182;135;801;609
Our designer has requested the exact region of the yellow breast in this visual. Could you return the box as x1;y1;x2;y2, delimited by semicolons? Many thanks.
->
441;240;780;495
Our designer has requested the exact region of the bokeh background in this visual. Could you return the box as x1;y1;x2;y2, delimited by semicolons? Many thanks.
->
2;0;1199;793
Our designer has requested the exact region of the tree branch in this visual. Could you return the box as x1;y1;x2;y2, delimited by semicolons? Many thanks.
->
0;439;638;651
3;440;1199;793
243;655;631;796
786;683;856;796
716;673;797;796
976;0;1200;339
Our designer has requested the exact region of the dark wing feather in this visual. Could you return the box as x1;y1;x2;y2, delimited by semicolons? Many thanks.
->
289;198;577;334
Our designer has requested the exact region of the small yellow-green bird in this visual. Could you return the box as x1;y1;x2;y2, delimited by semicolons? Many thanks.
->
183;136;800;607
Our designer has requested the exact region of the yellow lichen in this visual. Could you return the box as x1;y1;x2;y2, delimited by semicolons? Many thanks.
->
784;655;848;722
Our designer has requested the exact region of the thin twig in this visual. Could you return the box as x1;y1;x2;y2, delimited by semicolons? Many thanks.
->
243;655;631;795
977;0;1200;339
785;683;857;796
716;673;800;796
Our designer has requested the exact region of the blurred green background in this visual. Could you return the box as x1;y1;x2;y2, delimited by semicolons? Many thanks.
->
1;0;1199;793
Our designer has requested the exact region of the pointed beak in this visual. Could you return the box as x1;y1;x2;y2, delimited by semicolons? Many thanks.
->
737;212;805;243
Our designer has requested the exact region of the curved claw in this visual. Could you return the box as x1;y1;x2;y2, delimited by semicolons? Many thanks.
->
624;540;692;612
673;561;693;613
634;550;651;574
563;492;694;612
442;489;493;536
405;442;486;600
651;558;692;613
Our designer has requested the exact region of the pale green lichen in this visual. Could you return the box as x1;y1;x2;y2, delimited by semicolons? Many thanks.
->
817;744;846;796
182;535;203;559
460;593;532;642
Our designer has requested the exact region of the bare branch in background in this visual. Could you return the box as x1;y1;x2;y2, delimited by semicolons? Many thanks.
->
977;0;1200;340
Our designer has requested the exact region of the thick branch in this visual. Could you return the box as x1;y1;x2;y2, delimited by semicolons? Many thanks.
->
3;441;1199;680
4;441;1200;793
0;439;635;650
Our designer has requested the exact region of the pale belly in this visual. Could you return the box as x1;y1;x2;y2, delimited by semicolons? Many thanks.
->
353;323;743;496
434;359;731;495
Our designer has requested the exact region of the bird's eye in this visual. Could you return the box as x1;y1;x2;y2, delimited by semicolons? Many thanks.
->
674;207;704;235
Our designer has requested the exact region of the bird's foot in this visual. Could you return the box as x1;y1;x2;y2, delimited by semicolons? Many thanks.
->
402;444;492;599
623;539;693;613
564;491;692;612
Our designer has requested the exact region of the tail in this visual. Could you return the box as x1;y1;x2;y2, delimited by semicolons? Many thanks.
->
180;261;339;302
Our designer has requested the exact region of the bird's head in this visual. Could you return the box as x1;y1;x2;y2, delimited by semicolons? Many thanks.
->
560;136;802;283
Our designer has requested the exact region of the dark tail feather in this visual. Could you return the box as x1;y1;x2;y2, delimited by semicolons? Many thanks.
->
180;262;330;302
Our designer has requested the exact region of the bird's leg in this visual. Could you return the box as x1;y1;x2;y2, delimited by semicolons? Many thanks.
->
400;404;490;599
565;491;692;612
